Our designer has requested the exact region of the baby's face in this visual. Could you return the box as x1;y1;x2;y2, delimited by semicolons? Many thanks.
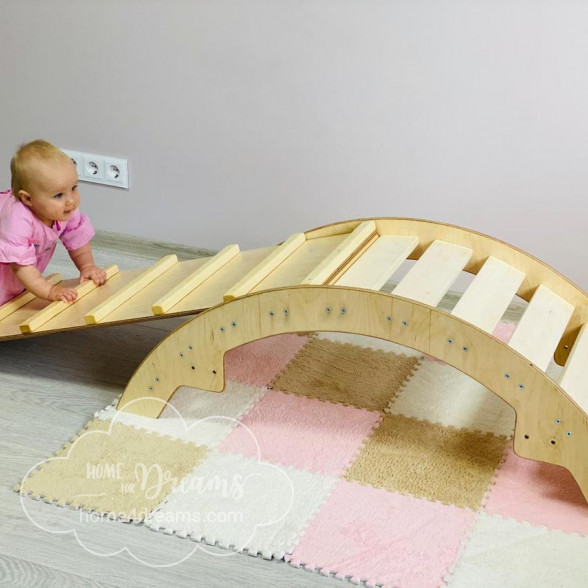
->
21;158;80;227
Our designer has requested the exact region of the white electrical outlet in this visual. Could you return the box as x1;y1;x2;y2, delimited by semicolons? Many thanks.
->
62;148;129;189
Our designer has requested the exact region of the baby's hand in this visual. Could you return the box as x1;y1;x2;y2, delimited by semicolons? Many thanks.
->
49;285;78;303
79;265;107;286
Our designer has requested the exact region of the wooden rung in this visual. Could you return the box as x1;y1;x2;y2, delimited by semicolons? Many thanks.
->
508;285;574;371
559;324;588;414
335;235;419;290
153;245;240;315
451;256;526;333
392;240;473;306
224;233;306;302
19;265;120;333
85;256;178;325
301;220;377;285
0;273;62;321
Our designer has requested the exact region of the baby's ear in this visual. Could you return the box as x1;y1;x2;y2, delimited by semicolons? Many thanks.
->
18;191;33;206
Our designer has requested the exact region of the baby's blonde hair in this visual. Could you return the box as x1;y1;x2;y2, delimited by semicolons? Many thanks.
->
10;139;72;197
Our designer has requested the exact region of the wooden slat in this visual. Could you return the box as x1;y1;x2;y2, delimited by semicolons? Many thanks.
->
301;220;377;285
451;256;526;333
0;273;62;321
223;233;306;302
152;245;240;315
19;265;120;333
559;324;588;413
508;285;574;371
253;235;347;292
392;240;473;306
335;235;419;290
84;256;178;325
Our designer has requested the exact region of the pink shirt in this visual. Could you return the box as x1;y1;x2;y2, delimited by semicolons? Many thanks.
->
0;189;95;306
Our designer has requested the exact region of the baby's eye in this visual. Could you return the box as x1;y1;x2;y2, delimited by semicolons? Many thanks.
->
72;185;78;191
53;193;63;199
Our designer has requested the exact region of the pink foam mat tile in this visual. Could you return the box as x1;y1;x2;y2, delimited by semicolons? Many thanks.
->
218;390;382;476
224;334;309;386
484;447;588;535
287;479;475;588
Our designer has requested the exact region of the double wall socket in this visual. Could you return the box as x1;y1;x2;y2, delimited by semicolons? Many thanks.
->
62;148;129;189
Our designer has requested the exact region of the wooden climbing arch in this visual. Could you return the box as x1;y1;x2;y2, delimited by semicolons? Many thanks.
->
1;218;587;500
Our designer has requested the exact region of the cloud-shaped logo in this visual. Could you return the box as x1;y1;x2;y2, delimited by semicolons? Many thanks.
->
18;396;295;567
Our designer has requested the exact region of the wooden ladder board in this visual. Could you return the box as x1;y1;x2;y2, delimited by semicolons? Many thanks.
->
223;233;305;301
85;255;178;324
19;265;120;333
335;235;419;290
508;285;575;371
451;256;526;333
559;324;588;414
301;220;377;285
149;246;275;316
0;273;62;321
251;234;348;292
392;240;473;306
153;245;240;315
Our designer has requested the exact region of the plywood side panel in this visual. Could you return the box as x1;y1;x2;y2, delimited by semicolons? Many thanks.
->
559;324;588;414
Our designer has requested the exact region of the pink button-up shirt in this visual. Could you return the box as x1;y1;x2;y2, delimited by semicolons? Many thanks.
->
0;189;95;305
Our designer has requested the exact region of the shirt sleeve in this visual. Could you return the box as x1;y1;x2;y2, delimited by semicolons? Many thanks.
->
59;209;95;251
0;212;37;266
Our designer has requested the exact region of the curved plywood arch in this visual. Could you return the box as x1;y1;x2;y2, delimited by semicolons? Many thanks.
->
304;218;588;365
117;285;588;502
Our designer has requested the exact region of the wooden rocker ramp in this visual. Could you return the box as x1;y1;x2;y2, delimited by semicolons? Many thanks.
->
2;218;588;500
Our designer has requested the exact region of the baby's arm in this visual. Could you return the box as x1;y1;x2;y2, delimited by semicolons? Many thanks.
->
68;243;107;285
11;264;78;302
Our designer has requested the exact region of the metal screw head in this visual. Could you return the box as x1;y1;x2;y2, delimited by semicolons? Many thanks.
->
518;384;525;390
326;307;331;313
220;327;225;333
386;316;392;322
231;321;237;327
341;308;347;315
188;345;193;350
269;311;275;317
462;346;469;352
566;431;572;437
149;386;153;391
555;419;561;425
180;352;184;357
402;320;408;327
504;373;511;379
447;338;453;344
283;309;288;316
155;377;160;382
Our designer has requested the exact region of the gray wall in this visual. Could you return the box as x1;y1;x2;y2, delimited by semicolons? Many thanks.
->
1;0;587;289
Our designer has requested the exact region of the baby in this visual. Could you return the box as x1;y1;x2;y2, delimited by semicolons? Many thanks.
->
0;139;107;306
